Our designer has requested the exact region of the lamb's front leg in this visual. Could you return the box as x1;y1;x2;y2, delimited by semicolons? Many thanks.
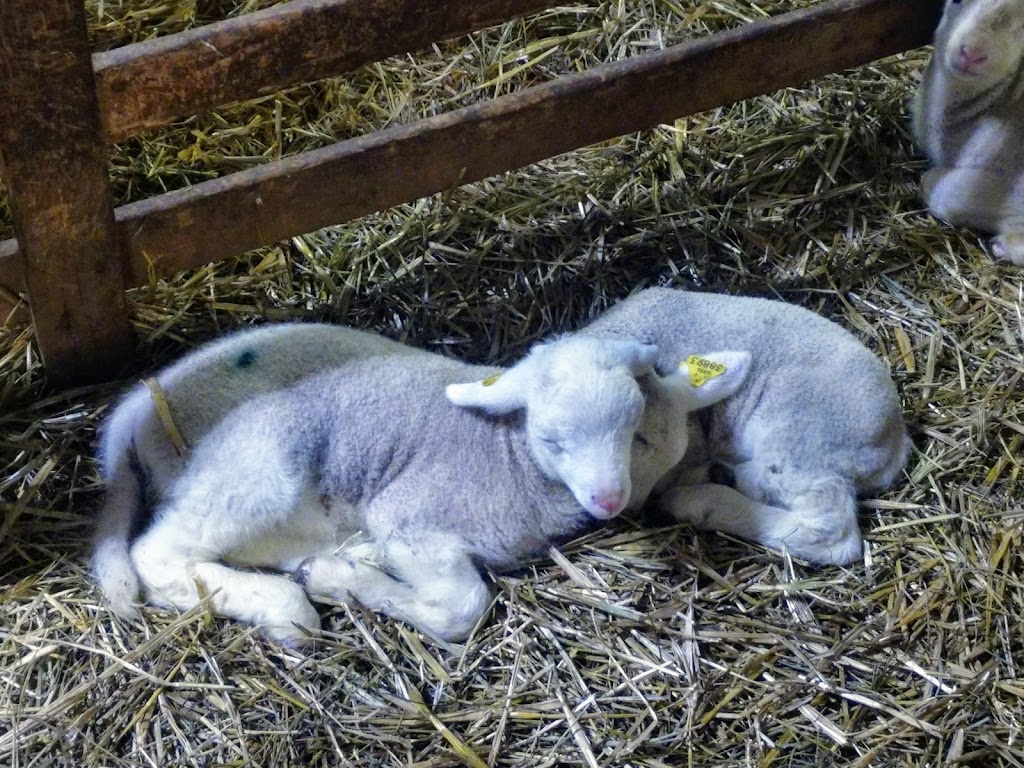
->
991;230;1024;266
656;479;862;566
297;537;492;641
922;166;1024;233
924;165;1024;264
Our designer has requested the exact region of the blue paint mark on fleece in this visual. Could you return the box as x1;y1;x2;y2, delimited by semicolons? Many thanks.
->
235;349;258;369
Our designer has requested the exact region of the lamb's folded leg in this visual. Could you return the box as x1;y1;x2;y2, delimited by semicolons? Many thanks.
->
131;531;322;647
992;230;1024;266
128;436;325;647
193;563;321;646
922;166;1022;233
297;538;492;641
655;477;862;565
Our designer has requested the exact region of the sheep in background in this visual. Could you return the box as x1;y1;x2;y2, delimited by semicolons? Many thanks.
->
911;0;1024;265
583;287;912;565
95;328;750;644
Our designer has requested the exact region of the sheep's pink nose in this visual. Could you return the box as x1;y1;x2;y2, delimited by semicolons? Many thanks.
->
593;491;625;513
957;46;988;74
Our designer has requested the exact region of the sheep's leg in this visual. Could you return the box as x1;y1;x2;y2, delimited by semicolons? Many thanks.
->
128;438;327;645
297;539;492;641
992;230;1024;266
92;466;146;618
928;167;1024;264
131;526;321;646
735;463;862;564
921;166;1023;235
656;477;862;565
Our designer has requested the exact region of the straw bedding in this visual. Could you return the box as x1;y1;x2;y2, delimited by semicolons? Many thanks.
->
1;0;1022;765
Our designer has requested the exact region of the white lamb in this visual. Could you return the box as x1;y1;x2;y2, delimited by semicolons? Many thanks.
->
93;327;750;644
911;0;1024;265
583;287;912;565
93;323;431;618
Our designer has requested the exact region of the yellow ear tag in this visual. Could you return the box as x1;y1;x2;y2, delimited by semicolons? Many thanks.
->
684;355;726;388
481;373;502;387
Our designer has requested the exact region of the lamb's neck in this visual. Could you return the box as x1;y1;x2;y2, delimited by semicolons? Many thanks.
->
471;426;594;570
928;62;1023;132
506;428;591;535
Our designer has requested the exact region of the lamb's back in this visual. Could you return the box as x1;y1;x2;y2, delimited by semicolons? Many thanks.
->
263;356;587;568
584;288;883;378
152;323;425;443
583;288;904;466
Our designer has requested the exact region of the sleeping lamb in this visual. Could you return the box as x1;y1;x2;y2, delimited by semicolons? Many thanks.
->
911;0;1024;265
93;323;431;618
583;287;912;565
93;326;749;644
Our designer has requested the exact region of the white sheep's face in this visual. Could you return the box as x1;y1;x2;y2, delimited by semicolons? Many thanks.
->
445;335;658;520
626;350;753;509
941;0;1024;81
627;397;691;511
526;362;646;520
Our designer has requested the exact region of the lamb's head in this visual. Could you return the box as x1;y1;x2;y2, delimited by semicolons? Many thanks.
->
629;351;753;508
446;336;657;520
937;0;1024;82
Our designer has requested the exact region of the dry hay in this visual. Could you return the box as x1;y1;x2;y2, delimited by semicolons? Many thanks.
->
2;0;1023;766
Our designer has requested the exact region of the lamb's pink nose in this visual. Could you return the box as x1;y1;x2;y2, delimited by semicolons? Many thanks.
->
957;45;988;74
593;491;625;513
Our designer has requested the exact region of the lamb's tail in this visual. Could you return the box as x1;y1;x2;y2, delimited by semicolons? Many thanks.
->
91;389;149;618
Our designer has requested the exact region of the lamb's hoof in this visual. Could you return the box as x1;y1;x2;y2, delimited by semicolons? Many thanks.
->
294;555;358;604
262;600;322;649
294;557;315;586
794;530;864;566
992;233;1024;266
266;624;318;650
774;512;864;566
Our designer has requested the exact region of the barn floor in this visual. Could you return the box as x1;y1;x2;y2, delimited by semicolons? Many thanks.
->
2;1;1023;766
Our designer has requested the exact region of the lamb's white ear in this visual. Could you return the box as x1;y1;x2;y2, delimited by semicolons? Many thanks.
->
446;370;526;414
671;350;752;409
606;340;659;376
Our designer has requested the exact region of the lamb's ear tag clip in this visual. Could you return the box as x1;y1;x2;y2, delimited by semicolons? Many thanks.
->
481;373;502;387
684;355;726;388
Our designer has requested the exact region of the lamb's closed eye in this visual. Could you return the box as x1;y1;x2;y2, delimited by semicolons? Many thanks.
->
96;328;665;644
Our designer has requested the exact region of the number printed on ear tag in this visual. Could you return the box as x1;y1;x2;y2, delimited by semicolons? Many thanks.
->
684;355;726;388
481;373;502;387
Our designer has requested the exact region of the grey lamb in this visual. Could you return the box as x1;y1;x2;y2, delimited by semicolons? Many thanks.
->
583;287;912;565
92;323;430;619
